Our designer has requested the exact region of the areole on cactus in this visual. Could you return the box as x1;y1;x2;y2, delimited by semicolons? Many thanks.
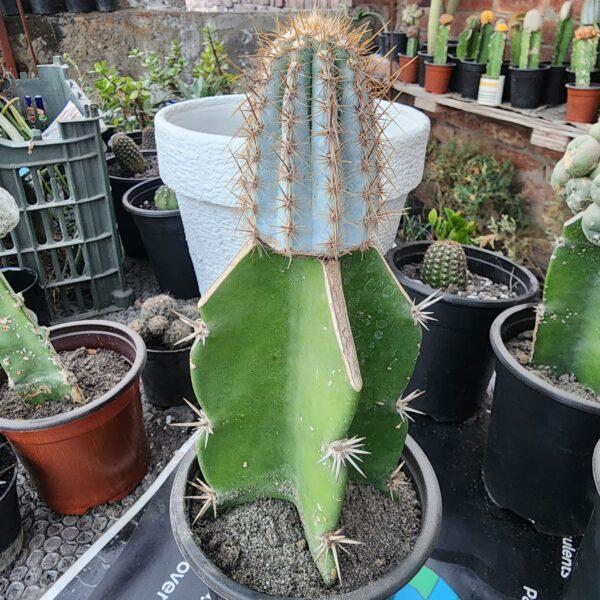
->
185;12;427;586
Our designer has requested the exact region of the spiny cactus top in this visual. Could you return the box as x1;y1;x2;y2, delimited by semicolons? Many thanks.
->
422;240;468;290
112;133;146;175
236;13;390;259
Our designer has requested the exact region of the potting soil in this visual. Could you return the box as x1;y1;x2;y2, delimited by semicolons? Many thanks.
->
107;155;159;180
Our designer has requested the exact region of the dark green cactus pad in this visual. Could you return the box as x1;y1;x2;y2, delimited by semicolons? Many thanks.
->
422;240;468;290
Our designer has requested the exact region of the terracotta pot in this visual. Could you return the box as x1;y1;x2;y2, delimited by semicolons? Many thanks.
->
398;54;419;84
566;84;600;124
424;62;454;94
0;321;148;515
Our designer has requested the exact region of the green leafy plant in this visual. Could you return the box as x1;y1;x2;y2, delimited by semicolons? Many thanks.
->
427;207;477;243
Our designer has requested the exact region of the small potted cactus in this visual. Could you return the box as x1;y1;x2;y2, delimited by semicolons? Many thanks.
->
107;132;158;259
128;295;197;408
122;178;199;299
566;26;600;123
509;9;549;109
456;11;495;99
398;4;423;83
170;13;442;598
425;15;456;94
478;20;508;106
484;128;600;536
0;190;148;514
545;1;574;105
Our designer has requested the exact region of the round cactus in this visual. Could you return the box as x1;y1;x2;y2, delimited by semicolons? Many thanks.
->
563;135;600;178
422;240;468;290
565;177;594;212
111;132;146;175
154;185;178;211
0;187;19;238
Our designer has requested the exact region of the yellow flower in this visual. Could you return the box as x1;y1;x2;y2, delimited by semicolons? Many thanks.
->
481;10;494;24
495;21;508;32
440;13;454;26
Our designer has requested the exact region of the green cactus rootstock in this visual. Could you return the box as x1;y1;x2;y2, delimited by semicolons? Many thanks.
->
552;2;574;66
433;17;452;65
191;245;420;584
518;10;542;69
0;273;83;405
486;28;507;78
422;240;468;290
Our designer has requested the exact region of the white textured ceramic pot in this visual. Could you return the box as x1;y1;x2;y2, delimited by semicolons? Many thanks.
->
155;95;430;293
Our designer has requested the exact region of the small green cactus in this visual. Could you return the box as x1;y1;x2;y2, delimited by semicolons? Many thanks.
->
422;239;468;290
518;9;542;69
427;0;444;54
434;15;454;65
129;295;197;349
141;124;156;151
402;4;423;58
406;26;420;57
552;2;574;67
509;13;525;66
571;26;599;88
112;132;146;175
476;10;495;64
456;15;481;60
154;185;178;210
486;21;508;79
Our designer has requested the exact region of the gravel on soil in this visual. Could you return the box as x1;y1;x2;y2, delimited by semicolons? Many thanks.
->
192;478;421;598
108;155;159;179
0;348;130;420
507;330;600;403
0;258;200;599
400;263;518;301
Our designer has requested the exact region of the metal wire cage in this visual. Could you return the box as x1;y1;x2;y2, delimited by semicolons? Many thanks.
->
0;58;132;322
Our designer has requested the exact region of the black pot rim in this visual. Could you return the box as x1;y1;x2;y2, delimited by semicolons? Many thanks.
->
460;59;485;66
147;344;192;357
417;51;433;58
107;150;157;184
0;320;147;432
389;241;539;309
122;176;180;218
0;439;17;506
509;65;550;73
170;435;442;600
0;267;38;295
490;303;600;415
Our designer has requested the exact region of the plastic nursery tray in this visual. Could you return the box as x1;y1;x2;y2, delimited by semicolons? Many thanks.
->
46;408;579;600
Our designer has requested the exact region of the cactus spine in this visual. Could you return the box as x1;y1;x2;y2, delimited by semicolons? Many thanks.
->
518;9;542;69
422;240;468;290
189;13;424;586
571;26;599;87
552;2;574;66
456;15;480;60
476;10;495;64
486;21;508;78
509;13;524;66
111;132;146;175
0;190;84;406
154;185;178;210
427;0;444;54
434;14;454;65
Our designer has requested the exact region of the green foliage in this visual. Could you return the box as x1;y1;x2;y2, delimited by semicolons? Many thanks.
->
422;239;468;289
427;208;478;243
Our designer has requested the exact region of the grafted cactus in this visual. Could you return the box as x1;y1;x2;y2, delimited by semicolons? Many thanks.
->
509;13;525;66
0;189;83;405
185;12;425;587
518;9;542;69
537;128;600;392
486;21;508;78
456;15;481;60
434;14;454;65
476;10;495;64
552;2;574;66
402;4;423;57
571;26;599;87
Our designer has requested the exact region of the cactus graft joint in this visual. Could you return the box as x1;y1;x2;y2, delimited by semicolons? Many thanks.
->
318;436;370;480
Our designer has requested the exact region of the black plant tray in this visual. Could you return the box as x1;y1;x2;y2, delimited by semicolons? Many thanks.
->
51;406;581;600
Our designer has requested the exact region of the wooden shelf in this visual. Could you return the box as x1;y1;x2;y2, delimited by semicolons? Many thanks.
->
371;57;589;153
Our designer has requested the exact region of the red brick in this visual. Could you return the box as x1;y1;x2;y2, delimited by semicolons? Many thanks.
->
502;148;544;171
496;0;544;14
549;0;583;12
431;122;456;143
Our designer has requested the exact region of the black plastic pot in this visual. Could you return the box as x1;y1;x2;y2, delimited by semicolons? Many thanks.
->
0;435;22;572
447;41;458;55
107;151;156;260
566;68;600;85
122;177;199;299
95;0;115;9
562;439;600;599
30;0;63;13
142;346;194;409
448;55;460;93
387;242;539;422
171;436;441;600
378;32;407;59
509;65;550;109
1;267;51;326
544;64;568;106
457;60;486;99
65;0;94;11
483;304;600;536
418;52;434;87
501;61;510;102
0;0;29;15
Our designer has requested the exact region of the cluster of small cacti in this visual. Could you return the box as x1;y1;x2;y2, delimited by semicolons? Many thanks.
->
111;132;146;175
552;2;574;66
534;126;600;393
434;15;454;65
128;295;197;349
0;189;83;406
571;25;599;87
486;21;508;79
154;185;178;210
187;12;428;587
518;9;542;69
456;15;481;60
422;239;468;290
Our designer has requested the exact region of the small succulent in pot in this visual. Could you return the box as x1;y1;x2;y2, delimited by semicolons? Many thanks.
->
566;26;600;122
425;14;456;93
478;20;508;106
154;185;178;211
456;15;481;61
111;132;147;176
422;239;468;290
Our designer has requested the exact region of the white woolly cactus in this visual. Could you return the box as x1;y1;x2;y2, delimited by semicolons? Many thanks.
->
0;187;19;238
237;13;391;258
